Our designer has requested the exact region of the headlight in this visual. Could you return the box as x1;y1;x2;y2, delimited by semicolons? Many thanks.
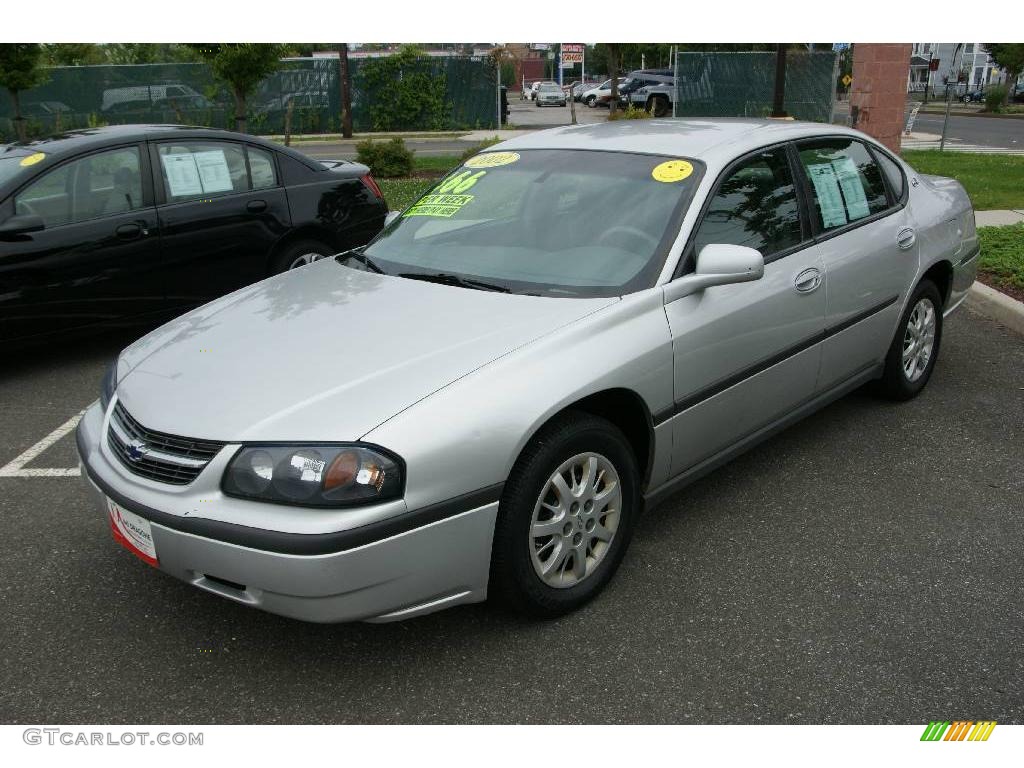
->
222;444;403;507
99;361;118;411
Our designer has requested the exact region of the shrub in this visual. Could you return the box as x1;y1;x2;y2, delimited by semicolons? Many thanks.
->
985;85;1008;113
355;138;414;178
357;46;450;132
459;136;503;162
608;104;653;121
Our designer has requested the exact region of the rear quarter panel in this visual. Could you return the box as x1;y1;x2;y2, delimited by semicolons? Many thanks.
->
905;168;977;310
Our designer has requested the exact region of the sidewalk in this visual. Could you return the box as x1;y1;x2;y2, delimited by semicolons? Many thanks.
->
975;210;1024;227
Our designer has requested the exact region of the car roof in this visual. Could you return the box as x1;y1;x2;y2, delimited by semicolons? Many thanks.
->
495;118;872;166
0;124;319;168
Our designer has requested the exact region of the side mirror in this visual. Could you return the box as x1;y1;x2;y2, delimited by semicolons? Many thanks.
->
0;214;45;238
384;210;400;226
663;244;764;304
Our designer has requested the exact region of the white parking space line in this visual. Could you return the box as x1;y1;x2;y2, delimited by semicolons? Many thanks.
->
0;410;86;478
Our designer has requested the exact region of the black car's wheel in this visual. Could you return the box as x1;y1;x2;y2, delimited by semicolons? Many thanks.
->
874;279;943;400
490;411;639;618
270;239;336;274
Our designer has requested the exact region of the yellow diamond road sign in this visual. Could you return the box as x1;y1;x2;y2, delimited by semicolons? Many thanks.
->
842;74;853;87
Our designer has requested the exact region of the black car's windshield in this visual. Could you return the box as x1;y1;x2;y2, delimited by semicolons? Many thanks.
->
360;149;703;297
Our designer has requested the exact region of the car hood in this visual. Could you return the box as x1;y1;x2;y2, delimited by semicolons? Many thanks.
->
116;260;617;442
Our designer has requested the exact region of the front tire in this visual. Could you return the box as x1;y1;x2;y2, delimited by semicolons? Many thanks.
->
585;96;596;107
874;279;943;400
490;412;639;618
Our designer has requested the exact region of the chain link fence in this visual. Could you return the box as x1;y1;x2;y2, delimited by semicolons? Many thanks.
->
0;56;499;141
673;51;837;123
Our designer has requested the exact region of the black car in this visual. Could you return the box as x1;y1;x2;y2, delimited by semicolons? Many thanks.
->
0;125;387;347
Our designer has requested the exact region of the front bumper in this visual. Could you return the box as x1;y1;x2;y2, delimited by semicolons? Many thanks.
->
76;401;499;623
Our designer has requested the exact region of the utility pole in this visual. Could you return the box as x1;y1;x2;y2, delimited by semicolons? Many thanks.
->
338;43;353;139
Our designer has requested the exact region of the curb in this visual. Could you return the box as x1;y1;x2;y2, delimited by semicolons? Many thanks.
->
966;281;1024;336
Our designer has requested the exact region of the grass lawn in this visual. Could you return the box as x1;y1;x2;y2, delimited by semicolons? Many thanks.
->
901;151;1024;210
376;155;461;211
977;223;1024;297
377;178;436;211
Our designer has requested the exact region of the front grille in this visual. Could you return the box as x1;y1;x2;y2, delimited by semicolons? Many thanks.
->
107;401;226;485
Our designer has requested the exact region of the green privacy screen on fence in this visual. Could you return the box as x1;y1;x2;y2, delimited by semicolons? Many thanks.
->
673;51;837;123
0;56;499;140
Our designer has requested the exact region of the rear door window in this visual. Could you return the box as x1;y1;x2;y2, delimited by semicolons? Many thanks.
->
157;142;250;202
796;138;889;231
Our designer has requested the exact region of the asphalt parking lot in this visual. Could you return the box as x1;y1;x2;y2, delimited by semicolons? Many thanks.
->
0;309;1021;724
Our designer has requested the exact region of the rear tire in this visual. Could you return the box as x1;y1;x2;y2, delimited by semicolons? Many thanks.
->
490;412;639;618
269;239;335;275
873;279;943;400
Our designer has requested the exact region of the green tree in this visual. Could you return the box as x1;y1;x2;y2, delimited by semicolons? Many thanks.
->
105;43;198;65
356;45;449;131
984;44;1024;104
0;44;48;141
187;43;285;132
43;43;106;66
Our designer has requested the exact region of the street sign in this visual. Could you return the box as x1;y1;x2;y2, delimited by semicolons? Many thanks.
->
832;43;850;51
561;43;584;65
842;74;852;87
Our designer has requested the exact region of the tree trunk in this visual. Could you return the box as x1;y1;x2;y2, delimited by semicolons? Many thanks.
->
1005;68;1018;105
608;45;620;118
233;87;247;134
339;43;353;139
771;44;788;117
11;89;26;142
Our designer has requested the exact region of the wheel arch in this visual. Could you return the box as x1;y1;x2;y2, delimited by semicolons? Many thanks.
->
519;387;655;492
921;259;954;308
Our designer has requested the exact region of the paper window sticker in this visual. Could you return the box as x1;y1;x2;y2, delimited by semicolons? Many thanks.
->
807;163;848;229
193;150;234;194
160;153;203;197
831;156;870;221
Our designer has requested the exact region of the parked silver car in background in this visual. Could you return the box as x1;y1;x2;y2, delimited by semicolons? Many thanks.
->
77;119;978;623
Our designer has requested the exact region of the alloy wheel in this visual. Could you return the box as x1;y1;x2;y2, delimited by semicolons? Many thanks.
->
288;252;328;269
902;297;936;382
529;452;622;589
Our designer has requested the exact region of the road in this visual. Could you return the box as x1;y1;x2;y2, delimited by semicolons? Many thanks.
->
1;309;1022;724
833;101;1024;150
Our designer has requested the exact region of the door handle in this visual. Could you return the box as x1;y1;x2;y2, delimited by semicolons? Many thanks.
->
115;223;143;240
896;226;916;250
794;267;822;294
246;199;268;213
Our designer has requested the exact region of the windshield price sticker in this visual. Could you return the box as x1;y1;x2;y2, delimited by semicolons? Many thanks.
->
404;194;475;218
19;152;46;167
651;160;693;183
464;151;520;168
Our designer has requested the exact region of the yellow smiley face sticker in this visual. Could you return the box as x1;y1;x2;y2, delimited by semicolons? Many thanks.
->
19;152;46;168
652;159;693;183
464;151;520;169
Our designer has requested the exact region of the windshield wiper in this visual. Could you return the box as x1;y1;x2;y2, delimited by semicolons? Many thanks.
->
398;272;511;293
335;247;385;274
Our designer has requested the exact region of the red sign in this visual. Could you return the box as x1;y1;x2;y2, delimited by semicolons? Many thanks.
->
561;43;584;64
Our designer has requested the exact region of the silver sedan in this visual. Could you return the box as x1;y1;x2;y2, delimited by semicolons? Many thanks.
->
76;119;978;623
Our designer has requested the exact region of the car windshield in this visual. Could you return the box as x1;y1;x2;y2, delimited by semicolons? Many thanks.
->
539;84;561;92
358;149;703;298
